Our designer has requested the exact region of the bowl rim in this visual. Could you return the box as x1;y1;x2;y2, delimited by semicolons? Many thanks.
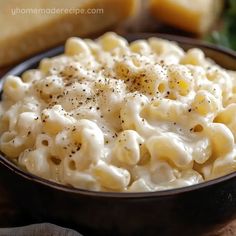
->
1;33;236;198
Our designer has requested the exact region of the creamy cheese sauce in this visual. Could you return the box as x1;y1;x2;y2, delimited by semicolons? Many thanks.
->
0;32;236;192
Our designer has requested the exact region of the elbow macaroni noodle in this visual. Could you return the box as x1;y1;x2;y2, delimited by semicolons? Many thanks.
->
1;32;236;192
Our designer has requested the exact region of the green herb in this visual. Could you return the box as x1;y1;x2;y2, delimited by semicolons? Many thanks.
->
207;0;236;50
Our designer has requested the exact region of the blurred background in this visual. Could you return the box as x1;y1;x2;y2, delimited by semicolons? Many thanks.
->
0;0;235;73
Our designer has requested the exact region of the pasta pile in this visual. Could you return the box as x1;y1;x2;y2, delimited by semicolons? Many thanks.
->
1;32;236;192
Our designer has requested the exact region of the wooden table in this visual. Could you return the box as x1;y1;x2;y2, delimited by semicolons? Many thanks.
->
0;67;9;77
209;221;236;236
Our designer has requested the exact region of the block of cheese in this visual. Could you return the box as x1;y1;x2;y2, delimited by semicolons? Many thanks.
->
150;0;223;35
0;0;137;67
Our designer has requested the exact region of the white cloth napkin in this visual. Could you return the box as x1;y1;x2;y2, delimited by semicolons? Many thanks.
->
0;223;82;236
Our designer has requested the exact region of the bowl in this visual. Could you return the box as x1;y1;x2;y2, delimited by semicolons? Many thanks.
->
1;34;236;236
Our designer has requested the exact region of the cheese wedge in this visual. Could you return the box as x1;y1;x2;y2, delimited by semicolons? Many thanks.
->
0;0;137;67
150;0;223;35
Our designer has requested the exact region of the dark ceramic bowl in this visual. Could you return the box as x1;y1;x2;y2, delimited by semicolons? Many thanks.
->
1;34;236;236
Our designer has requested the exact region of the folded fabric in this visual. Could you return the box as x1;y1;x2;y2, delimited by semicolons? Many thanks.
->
0;223;82;236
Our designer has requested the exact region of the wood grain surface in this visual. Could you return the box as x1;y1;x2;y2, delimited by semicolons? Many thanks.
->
208;221;236;236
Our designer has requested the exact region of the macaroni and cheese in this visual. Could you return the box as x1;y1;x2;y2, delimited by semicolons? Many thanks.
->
1;32;236;192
